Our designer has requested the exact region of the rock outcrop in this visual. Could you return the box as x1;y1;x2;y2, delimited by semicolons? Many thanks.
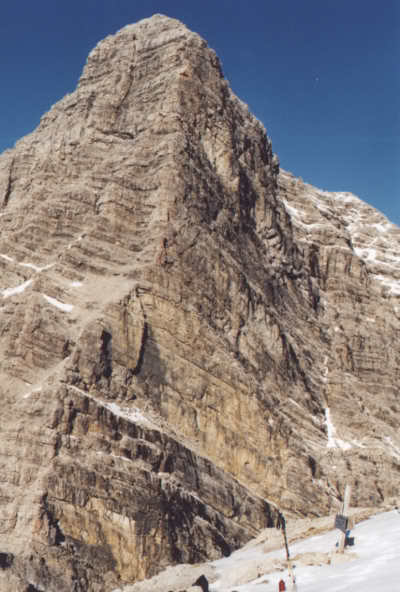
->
0;14;399;591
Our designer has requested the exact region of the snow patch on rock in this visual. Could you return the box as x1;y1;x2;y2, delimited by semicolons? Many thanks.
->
2;279;33;298
325;408;352;451
43;294;74;312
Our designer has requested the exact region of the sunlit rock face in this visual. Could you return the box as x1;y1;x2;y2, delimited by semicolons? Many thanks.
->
0;14;399;592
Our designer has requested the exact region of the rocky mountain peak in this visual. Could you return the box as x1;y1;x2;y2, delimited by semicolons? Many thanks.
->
0;14;399;592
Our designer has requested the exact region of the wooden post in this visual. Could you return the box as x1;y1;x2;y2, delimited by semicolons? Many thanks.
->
279;512;297;591
337;484;351;553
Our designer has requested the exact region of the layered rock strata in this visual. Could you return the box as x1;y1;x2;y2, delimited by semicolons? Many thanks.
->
0;14;399;591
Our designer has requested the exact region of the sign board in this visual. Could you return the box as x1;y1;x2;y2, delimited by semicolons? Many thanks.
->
335;514;348;533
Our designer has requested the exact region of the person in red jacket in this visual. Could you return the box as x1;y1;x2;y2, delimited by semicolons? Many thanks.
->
278;579;286;591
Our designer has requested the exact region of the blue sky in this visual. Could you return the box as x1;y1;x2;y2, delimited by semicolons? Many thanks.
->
1;0;399;224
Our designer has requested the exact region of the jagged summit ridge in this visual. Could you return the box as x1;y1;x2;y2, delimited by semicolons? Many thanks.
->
0;14;399;592
280;169;400;300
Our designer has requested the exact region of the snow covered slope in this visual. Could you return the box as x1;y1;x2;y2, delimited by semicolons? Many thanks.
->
213;509;400;592
118;510;400;592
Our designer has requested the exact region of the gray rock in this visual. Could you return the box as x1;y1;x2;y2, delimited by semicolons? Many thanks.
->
0;13;399;592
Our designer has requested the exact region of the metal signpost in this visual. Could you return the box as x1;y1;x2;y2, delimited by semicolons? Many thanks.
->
334;513;348;533
336;484;352;553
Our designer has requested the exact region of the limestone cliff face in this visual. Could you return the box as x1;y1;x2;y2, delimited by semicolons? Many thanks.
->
0;14;399;592
278;170;400;502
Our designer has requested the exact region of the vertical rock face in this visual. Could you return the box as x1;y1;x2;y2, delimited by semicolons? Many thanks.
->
0;14;399;591
278;170;400;502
